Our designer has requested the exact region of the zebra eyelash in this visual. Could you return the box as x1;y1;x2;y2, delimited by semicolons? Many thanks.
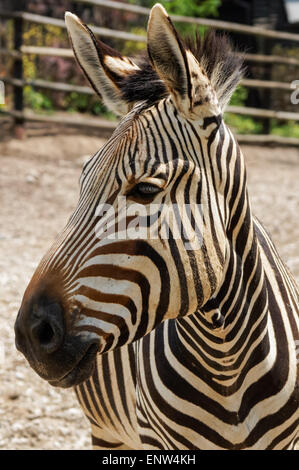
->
127;182;162;199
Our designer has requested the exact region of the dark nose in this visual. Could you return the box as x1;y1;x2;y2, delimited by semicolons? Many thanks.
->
15;301;64;355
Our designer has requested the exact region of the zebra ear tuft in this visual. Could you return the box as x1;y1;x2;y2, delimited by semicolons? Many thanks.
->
147;5;222;120
65;12;139;116
147;4;192;116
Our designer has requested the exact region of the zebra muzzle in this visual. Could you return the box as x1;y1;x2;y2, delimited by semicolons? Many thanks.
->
15;297;99;387
48;342;99;388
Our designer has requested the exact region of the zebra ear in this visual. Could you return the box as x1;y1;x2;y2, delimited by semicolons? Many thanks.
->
147;4;192;116
65;12;140;116
147;4;221;120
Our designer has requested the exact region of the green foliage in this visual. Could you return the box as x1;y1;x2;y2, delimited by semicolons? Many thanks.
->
229;86;248;106
225;86;299;137
122;27;147;56
128;0;220;16
128;0;220;34
271;120;299;138
65;92;90;113
224;85;263;134
158;0;220;18
24;86;53;112
225;113;264;135
65;92;116;120
160;0;220;34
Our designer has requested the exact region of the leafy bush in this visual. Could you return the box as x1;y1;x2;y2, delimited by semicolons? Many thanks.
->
271;120;299;138
229;86;248;107
128;0;220;35
122;27;147;56
224;85;262;134
225;86;299;137
65;92;116;120
24;86;53;112
128;0;220;17
225;113;264;135
159;0;220;18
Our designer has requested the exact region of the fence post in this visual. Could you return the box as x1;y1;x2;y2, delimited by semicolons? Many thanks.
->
13;0;25;139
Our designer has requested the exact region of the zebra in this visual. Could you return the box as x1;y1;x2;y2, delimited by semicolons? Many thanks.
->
14;4;298;450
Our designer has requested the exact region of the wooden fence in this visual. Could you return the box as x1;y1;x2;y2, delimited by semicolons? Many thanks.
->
0;0;299;145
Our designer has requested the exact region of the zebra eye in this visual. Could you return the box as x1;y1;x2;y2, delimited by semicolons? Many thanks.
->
128;182;162;199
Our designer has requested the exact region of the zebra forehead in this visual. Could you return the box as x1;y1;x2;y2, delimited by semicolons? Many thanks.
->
90;102;161;168
83;105;143;173
87;98;200;182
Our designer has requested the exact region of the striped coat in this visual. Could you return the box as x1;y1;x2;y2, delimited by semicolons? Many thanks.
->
15;4;298;450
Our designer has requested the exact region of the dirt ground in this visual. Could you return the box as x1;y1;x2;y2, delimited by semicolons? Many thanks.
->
0;130;298;450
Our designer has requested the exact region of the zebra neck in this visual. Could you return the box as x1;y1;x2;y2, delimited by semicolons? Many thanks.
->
176;198;269;361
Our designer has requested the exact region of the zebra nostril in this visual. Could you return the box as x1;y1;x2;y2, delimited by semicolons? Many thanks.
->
35;320;55;346
30;302;64;354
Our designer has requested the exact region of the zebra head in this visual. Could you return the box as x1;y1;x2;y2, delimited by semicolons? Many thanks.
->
15;4;244;387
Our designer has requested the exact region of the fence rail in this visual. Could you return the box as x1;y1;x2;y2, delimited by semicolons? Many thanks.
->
0;9;146;42
2;77;299;121
2;64;298;94
0;1;299;145
74;0;299;42
2;44;299;68
1;109;299;146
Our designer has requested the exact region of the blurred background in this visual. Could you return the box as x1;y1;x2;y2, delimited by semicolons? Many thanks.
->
0;0;298;450
0;0;299;140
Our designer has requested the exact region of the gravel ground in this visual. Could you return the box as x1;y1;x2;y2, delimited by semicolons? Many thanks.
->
0;133;298;450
